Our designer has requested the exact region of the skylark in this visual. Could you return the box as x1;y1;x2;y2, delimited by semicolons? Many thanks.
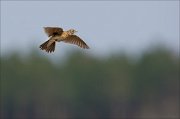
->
40;27;89;53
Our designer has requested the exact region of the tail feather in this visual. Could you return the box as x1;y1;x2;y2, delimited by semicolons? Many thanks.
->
46;42;56;53
40;40;49;50
39;40;56;53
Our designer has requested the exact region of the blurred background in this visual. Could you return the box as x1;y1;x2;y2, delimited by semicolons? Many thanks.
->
1;1;179;119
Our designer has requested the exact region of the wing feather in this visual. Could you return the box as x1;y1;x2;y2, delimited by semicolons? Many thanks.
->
44;27;63;37
63;35;89;49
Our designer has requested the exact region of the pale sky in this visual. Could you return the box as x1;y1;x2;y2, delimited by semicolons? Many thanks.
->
1;1;179;58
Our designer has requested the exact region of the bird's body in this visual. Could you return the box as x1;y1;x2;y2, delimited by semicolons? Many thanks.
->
40;27;89;53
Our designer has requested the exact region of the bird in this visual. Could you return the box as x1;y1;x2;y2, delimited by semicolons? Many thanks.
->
39;27;90;53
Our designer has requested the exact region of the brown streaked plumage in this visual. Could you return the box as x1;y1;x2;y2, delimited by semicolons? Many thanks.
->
40;27;89;53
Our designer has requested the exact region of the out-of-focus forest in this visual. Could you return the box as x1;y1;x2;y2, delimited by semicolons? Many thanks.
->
1;47;179;119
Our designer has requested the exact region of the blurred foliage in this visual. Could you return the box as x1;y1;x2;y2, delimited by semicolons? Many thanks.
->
0;47;179;119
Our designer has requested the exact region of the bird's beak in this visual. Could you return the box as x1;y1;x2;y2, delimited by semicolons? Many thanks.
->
75;30;78;33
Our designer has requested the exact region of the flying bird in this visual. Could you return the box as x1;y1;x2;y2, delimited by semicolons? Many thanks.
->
40;27;90;53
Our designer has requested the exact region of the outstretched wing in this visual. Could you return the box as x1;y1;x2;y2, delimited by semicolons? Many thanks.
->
63;35;90;49
44;27;63;37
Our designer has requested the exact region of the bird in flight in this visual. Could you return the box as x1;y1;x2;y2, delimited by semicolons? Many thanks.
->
40;27;90;53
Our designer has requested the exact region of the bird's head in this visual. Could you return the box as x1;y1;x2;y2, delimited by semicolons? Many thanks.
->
68;29;78;35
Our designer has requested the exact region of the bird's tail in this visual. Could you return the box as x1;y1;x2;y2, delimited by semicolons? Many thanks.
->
39;40;56;53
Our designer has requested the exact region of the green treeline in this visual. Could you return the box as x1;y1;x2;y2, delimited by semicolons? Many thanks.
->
1;47;179;119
